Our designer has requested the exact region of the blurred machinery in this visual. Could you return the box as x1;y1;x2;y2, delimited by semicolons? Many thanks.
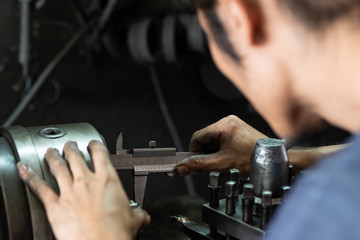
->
0;122;195;239
173;138;293;240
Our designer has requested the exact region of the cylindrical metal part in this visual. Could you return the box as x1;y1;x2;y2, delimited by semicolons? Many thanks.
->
0;123;104;240
250;138;289;198
225;181;237;215
208;172;221;208
242;183;254;224
230;169;240;201
260;191;273;229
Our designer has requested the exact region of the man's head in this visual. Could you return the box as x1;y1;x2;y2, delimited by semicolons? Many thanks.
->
195;0;360;138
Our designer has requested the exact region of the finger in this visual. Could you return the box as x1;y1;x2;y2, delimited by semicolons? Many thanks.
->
133;208;151;228
189;127;222;153
87;140;117;177
45;148;73;192
176;152;231;175
17;162;58;206
63;141;91;179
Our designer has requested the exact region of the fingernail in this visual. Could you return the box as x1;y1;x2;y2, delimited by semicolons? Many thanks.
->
176;165;189;176
17;162;28;175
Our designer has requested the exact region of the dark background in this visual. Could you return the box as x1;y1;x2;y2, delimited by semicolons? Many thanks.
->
0;0;349;239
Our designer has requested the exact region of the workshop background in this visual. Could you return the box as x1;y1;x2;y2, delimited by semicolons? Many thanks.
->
0;0;350;239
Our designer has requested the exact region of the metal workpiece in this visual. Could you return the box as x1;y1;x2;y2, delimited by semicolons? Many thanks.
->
225;181;238;215
229;169;240;201
242;184;254;224
209;172;221;208
260;191;273;230
250;138;289;198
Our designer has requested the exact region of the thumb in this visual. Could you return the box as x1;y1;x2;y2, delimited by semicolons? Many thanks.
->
176;153;226;175
133;208;151;228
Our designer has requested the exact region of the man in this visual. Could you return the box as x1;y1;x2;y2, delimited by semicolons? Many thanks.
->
16;0;360;239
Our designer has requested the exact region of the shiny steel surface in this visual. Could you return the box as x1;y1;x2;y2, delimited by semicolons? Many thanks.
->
0;137;32;239
0;123;103;240
250;138;289;198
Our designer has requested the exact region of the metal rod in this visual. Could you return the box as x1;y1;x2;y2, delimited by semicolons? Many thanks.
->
2;20;96;127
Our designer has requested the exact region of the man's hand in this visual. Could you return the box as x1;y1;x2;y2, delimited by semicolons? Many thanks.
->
17;141;150;240
176;115;266;177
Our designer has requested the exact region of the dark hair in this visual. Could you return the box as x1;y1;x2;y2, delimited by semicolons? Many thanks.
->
278;0;360;29
194;0;360;60
194;0;241;61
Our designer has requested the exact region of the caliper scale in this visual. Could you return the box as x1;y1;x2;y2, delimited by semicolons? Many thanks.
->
110;133;196;207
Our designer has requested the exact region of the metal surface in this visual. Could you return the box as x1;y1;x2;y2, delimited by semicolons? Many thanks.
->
1;126;54;240
0;123;103;239
229;169;240;201
242;184;254;224
209;172;221;209
260;191;272;230
0;137;32;239
225;181;237;215
176;138;294;240
250;138;289;198
172;216;216;240
202;199;266;240
111;133;197;207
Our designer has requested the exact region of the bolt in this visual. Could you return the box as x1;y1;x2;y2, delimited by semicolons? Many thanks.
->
148;141;157;148
225;181;238;215
209;172;221;208
242;184;254;224
281;186;291;200
243;184;254;199
209;172;220;188
230;169;240;201
260;191;273;229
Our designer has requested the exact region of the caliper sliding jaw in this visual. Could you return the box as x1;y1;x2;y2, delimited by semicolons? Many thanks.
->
110;133;196;207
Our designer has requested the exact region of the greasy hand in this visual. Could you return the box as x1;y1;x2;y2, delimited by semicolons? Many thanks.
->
176;115;267;177
17;141;150;240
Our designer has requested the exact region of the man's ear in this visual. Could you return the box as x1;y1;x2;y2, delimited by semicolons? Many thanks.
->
220;0;264;47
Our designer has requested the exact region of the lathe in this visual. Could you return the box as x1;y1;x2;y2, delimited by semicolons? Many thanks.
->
0;122;195;239
0;122;292;240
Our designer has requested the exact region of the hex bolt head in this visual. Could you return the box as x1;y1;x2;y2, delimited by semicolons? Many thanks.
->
243;184;254;199
148;141;157;148
225;181;238;198
262;191;273;207
209;172;221;188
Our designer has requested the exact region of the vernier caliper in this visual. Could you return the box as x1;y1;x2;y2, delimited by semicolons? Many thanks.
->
109;133;196;207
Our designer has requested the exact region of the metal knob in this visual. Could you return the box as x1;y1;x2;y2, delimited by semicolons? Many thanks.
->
250;138;289;198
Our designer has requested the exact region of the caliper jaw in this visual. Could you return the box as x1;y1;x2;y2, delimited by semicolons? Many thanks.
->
112;133;196;207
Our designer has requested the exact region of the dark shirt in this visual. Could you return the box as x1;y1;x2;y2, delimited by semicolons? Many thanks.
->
267;134;360;240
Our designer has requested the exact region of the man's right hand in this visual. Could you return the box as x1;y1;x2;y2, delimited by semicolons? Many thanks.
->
176;115;267;177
